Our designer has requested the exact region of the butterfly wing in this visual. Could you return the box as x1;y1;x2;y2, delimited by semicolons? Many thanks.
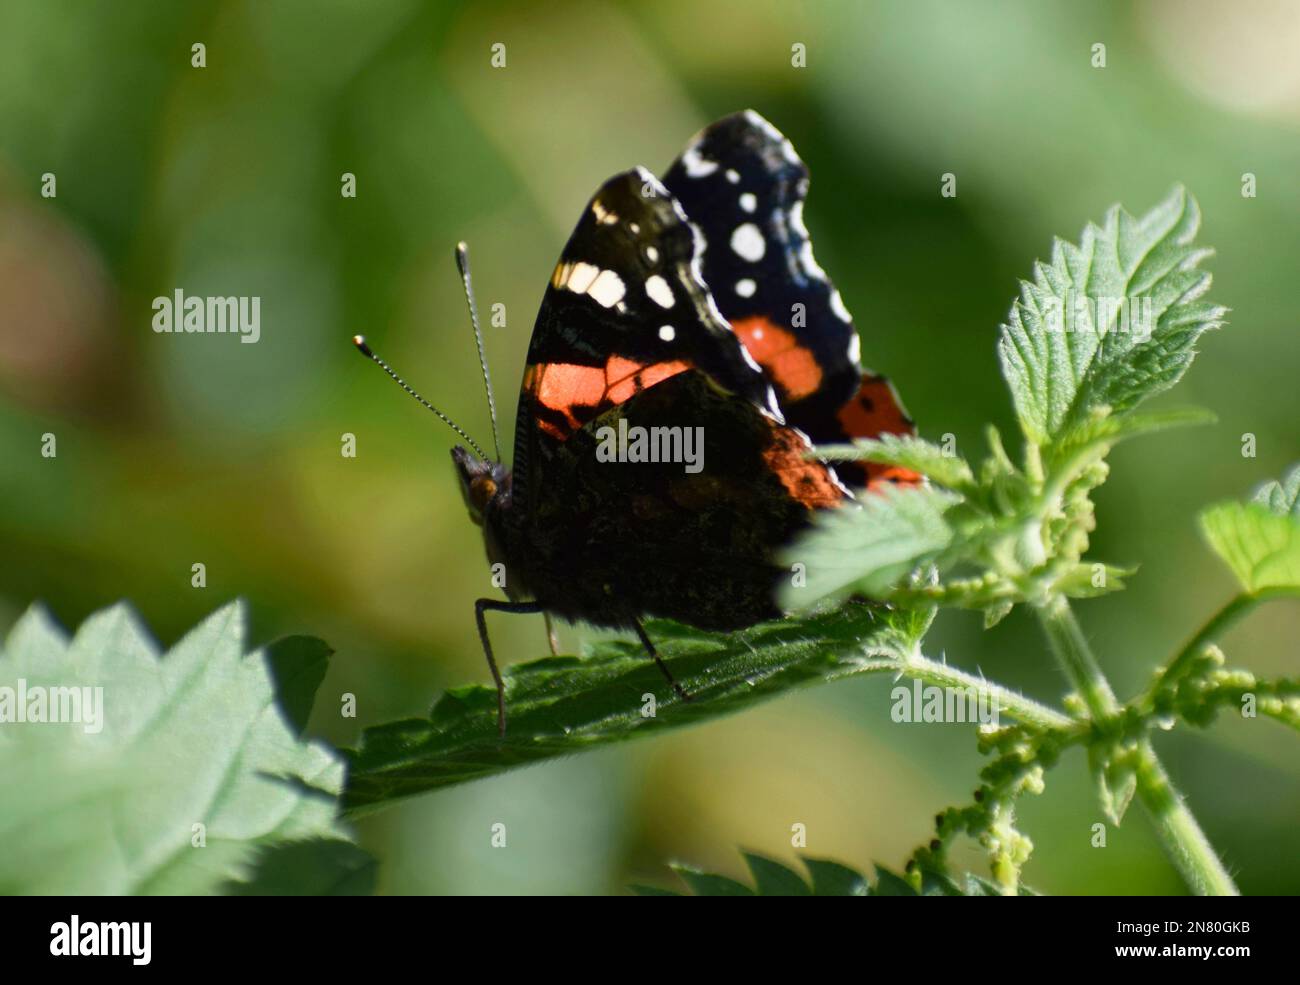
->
663;110;918;488
526;367;846;628
511;167;783;518
506;168;847;628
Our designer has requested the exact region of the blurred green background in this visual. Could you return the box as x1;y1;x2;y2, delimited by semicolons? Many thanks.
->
2;0;1298;895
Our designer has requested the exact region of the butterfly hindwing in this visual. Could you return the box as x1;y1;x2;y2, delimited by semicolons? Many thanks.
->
663;110;918;488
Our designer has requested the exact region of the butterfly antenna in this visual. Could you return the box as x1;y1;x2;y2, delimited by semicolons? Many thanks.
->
352;335;489;461
455;242;503;463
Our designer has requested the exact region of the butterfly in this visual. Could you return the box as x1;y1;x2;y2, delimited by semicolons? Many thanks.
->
356;110;917;735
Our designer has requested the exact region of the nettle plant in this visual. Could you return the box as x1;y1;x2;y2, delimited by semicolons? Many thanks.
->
4;188;1298;896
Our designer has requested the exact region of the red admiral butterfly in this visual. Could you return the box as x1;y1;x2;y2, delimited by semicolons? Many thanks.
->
356;111;918;734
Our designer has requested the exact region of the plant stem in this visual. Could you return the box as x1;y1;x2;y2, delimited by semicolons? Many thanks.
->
862;652;1076;732
1132;739;1238;896
1034;594;1119;717
1154;586;1300;694
1034;595;1239;896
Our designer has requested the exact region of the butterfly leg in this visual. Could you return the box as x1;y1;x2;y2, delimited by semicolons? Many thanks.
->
544;610;560;656
475;598;545;737
631;618;692;702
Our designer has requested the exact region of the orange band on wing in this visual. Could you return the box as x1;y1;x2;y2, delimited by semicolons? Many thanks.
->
731;316;823;401
761;422;845;509
524;356;691;440
836;374;922;489
532;363;607;420
868;465;923;487
836;374;915;440
604;356;689;404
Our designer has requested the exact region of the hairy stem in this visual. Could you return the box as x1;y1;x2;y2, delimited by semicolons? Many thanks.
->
1132;740;1238;896
1034;594;1119;718
1035;595;1238;896
860;651;1076;732
1154;586;1300;694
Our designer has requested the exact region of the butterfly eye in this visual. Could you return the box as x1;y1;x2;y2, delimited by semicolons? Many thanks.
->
471;476;498;511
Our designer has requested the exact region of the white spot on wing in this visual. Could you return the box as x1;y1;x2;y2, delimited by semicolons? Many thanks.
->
645;245;659;263
730;223;766;262
725;169;740;184
739;192;757;213
563;261;599;293
658;325;675;342
786;201;827;280
645;275;675;308
690;221;707;252
830;288;853;323
591;200;618;224
742;109;803;166
789;199;809;237
587;269;626;308
682;144;718;178
798;239;827;281
735;278;756;298
634;166;670;208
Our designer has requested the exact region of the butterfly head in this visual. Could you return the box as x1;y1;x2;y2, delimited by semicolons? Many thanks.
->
353;243;510;530
452;445;509;526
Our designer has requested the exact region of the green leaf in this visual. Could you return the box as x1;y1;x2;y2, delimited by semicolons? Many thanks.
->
805;857;871;896
870;864;918;896
983;599;1015;629
919;869;966;896
1253;463;1300;517
815;434;975;491
226;838;377;896
1200;502;1300;593
0;602;356;895
1052;562;1135;599
1044;406;1216;470
672;865;756;896
1089;744;1138;826
264;635;333;735
779;485;960;609
647;852;1034;896
964;874;1003;896
742;851;812;896
998;186;1225;447
343;604;931;814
